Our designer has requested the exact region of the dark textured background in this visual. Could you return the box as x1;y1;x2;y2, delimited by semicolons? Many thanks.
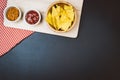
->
0;0;120;80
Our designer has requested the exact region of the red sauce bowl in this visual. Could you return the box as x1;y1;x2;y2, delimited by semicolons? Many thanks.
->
24;10;41;26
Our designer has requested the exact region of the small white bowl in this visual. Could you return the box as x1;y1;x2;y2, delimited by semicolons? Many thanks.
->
24;10;41;26
4;6;22;22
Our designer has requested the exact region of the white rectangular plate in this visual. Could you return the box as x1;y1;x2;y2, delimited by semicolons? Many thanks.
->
4;0;84;38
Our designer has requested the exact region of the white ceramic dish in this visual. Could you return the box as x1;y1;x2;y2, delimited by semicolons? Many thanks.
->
4;6;22;22
24;9;41;26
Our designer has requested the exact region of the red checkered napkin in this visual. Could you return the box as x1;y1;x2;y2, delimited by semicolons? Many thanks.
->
0;0;33;56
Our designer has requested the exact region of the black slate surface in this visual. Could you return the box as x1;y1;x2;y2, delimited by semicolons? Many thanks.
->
0;0;120;80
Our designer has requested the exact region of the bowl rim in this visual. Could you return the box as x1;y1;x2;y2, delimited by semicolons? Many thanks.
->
24;9;41;26
46;1;77;33
4;6;22;22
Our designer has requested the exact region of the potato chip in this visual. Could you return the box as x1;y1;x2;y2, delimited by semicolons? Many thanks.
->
46;12;52;25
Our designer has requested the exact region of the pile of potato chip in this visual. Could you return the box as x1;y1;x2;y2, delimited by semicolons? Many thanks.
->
46;4;75;31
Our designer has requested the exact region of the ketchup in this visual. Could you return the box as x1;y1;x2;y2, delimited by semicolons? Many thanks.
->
25;10;39;25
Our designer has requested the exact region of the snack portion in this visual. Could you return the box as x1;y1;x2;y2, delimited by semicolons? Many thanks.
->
46;3;75;32
6;7;20;21
25;10;40;25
